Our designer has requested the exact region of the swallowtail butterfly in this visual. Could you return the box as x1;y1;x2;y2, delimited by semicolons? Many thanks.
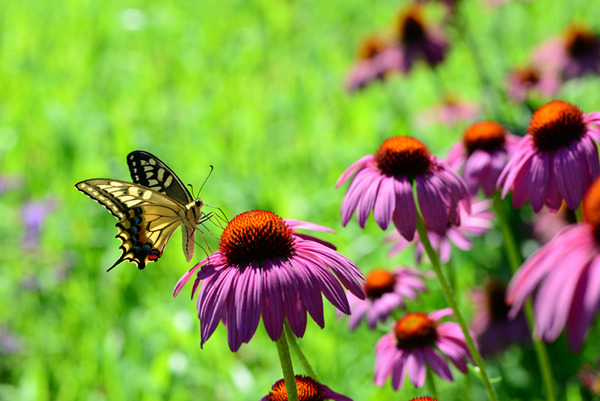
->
76;151;207;270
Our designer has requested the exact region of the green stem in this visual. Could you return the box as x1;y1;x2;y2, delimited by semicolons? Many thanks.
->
492;192;522;271
275;324;300;401
284;322;320;381
426;367;439;399
416;215;498;401
493;192;557;401
446;257;457;295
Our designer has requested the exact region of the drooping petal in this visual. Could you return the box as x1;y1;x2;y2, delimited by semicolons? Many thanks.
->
392;177;417;240
373;175;396;230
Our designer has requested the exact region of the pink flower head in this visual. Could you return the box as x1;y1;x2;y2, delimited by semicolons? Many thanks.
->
387;198;493;264
174;210;366;352
337;136;470;241
416;94;479;128
507;177;600;350
374;309;471;390
447;121;520;197
346;35;389;93
260;376;353;401
506;64;560;104
498;100;600;212
377;5;449;74
345;267;429;330
534;24;600;80
470;280;530;357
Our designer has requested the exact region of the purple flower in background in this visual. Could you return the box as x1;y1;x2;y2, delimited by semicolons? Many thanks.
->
532;202;576;245
173;210;365;352
337;136;470;241
507;177;600;350
534;24;600;80
374;309;470;390
416;94;479;128
470;280;530;357
346;35;389;93
21;196;57;250
260;376;352;401
377;5;449;74
579;361;600;396
0;327;22;356
345;267;428;330
498;100;600;212
506;65;560;103
447;121;519;197
387;198;493;264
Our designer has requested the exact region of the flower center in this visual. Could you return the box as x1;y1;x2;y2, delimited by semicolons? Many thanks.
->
565;25;598;57
364;269;396;299
463;121;507;155
266;376;327;401
219;210;295;265
514;66;540;85
583;178;600;241
528;100;586;151
358;35;387;60
394;312;438;349
375;136;432;178
485;280;510;321
397;6;427;44
409;398;437;401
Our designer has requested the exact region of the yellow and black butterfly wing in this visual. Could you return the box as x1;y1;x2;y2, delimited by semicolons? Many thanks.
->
75;179;188;270
127;150;193;204
127;150;203;262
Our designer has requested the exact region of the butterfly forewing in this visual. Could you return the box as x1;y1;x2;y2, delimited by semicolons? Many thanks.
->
76;178;195;270
127;150;193;205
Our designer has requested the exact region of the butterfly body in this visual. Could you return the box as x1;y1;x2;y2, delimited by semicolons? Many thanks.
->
76;151;205;270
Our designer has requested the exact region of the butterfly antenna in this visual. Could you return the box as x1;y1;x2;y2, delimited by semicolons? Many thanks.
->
197;165;214;198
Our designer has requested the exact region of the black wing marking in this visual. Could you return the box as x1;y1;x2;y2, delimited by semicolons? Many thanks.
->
127;150;193;205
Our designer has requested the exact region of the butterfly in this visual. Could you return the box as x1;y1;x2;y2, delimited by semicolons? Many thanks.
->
75;150;209;271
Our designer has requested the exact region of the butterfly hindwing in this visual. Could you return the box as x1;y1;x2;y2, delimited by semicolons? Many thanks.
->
127;150;193;205
76;179;189;270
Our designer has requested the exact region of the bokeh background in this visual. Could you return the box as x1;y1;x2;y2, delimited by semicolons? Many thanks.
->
2;0;600;400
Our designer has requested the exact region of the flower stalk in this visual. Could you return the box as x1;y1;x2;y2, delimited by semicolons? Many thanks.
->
284;322;320;381
493;192;556;401
416;214;498;401
275;324;300;401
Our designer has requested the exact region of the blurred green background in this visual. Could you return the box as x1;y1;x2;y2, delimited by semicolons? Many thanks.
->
2;0;600;400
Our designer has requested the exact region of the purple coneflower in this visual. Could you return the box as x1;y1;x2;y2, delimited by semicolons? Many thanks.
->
387;198;493;264
447;121;519;197
337;136;470;241
507;177;600;350
416;94;479;128
260;376;352;401
345;267;428;330
470;280;529;357
534;24;600;80
173;210;365;352
378;5;449;74
345;35;389;93
506;65;560;103
374;309;470;390
498;100;600;212
578;361;600;396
